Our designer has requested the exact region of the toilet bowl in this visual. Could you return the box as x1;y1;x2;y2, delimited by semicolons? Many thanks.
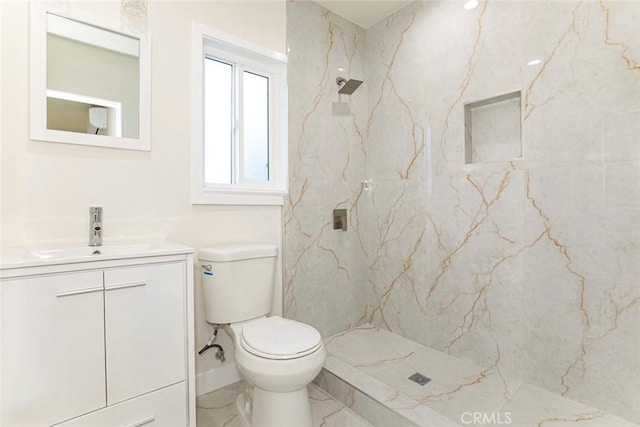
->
198;243;326;427
228;316;326;427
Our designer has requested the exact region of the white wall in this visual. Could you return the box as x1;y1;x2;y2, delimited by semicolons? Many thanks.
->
0;0;286;383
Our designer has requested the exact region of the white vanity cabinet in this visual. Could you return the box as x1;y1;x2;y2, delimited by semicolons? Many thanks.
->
0;244;195;427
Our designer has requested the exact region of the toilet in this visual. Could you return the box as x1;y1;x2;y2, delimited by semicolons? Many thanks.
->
199;243;326;427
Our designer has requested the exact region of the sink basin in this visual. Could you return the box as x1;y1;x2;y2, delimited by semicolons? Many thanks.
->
25;243;161;261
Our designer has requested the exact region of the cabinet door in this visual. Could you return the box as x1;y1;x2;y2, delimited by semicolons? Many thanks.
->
1;271;106;426
104;262;186;405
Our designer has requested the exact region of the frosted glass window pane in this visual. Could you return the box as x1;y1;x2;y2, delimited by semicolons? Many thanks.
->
242;71;269;181
204;58;233;184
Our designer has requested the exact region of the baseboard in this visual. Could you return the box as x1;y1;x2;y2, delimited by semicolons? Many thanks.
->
195;363;242;396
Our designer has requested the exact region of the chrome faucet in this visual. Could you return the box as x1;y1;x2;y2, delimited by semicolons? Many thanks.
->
89;207;103;246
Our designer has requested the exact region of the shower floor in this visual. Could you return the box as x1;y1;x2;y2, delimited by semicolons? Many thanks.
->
316;324;639;427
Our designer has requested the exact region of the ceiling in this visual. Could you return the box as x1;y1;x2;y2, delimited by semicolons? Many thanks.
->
313;0;414;29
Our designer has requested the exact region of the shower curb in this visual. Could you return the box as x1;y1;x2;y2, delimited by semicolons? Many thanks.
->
314;355;462;427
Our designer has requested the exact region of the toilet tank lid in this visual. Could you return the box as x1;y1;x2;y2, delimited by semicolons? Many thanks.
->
199;243;278;262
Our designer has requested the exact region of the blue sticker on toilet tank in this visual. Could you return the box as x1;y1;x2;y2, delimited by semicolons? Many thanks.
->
203;271;213;276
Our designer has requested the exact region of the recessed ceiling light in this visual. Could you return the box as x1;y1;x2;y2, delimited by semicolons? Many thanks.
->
527;59;542;66
464;0;479;10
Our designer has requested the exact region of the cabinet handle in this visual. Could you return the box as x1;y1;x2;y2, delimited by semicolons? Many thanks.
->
126;416;155;427
105;281;147;291
56;286;103;298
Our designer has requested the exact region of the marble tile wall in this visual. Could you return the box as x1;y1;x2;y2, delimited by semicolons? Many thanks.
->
285;1;369;336
286;0;640;423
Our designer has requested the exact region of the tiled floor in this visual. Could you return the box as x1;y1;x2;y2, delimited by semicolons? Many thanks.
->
319;324;640;427
196;381;373;427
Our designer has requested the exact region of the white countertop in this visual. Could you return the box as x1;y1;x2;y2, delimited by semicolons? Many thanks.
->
0;241;194;270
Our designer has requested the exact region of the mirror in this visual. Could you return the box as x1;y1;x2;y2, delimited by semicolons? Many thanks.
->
30;3;151;150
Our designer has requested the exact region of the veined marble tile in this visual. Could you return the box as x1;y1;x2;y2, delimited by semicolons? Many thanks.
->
308;385;375;427
325;325;424;375
196;381;373;427
196;381;244;427
315;369;420;427
285;0;369;339
321;355;462;427
490;383;640;427
604;160;640;208
603;111;640;162
323;327;640;427
288;0;640;423
373;346;521;425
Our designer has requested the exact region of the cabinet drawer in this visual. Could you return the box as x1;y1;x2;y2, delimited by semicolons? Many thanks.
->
104;262;186;404
57;381;187;427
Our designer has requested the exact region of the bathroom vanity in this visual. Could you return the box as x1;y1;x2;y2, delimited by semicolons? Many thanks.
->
0;242;195;426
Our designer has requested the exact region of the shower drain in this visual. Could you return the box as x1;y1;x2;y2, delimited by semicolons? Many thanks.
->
408;372;431;386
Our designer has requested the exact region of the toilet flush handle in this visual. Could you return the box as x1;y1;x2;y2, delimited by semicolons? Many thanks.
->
201;264;212;271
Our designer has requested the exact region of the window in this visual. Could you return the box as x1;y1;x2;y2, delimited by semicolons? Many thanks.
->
191;23;287;205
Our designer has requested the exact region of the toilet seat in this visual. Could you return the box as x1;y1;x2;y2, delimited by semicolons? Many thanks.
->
240;317;322;360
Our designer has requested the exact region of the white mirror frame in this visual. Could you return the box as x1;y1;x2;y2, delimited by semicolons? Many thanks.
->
29;3;152;151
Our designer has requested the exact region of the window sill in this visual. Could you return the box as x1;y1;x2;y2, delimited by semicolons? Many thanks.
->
192;188;286;206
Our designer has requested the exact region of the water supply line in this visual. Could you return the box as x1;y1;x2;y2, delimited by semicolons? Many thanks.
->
198;326;226;362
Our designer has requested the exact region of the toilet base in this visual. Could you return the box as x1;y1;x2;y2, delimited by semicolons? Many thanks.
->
235;392;251;427
251;386;312;427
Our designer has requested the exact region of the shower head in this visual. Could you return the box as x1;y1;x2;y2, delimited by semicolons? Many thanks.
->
336;76;363;95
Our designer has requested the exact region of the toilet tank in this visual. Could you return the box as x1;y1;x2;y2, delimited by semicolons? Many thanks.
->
199;243;278;324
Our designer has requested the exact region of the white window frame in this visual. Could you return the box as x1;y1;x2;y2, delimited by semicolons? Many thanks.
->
190;22;288;205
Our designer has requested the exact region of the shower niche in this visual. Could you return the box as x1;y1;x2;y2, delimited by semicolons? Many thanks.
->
464;91;522;164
